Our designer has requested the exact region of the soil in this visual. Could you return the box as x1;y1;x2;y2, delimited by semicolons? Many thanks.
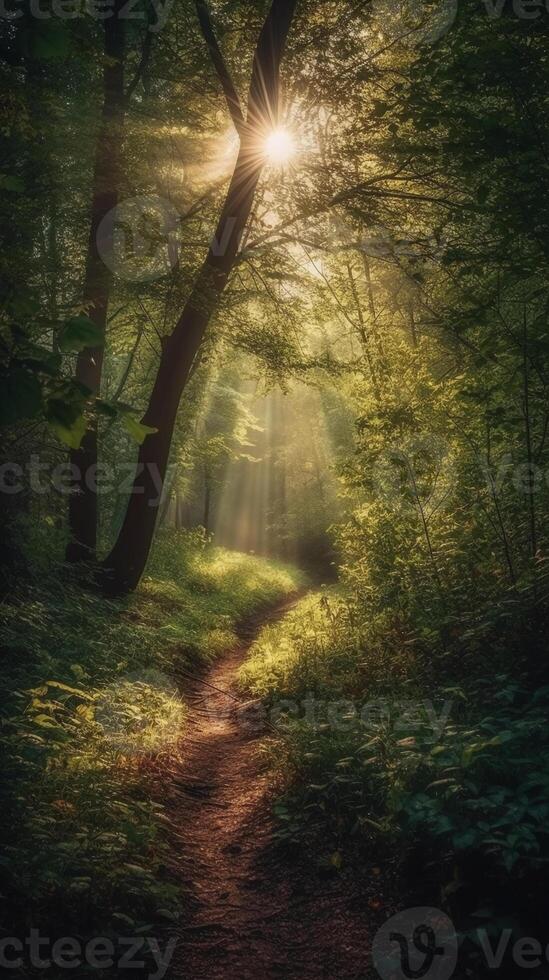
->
163;597;399;980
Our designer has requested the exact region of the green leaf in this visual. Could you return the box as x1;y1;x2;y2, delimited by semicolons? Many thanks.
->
32;714;60;729
123;863;152;877
45;681;94;701
59;317;104;353
122;414;158;445
46;399;87;449
155;908;179;922
20;346;62;376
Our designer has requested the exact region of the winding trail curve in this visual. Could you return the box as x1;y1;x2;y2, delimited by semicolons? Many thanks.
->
164;596;393;980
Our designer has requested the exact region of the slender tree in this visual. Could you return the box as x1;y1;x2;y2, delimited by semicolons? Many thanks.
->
102;0;298;594
65;4;126;562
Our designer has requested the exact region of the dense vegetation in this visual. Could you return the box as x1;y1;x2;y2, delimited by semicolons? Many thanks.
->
0;527;300;937
240;590;549;955
2;0;549;975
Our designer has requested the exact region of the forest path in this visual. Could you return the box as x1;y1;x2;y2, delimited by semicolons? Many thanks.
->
165;595;390;980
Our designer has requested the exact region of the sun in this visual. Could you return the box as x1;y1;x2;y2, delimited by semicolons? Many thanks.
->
264;128;295;165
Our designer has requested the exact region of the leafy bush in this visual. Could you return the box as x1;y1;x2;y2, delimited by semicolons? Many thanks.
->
240;593;549;891
399;678;549;877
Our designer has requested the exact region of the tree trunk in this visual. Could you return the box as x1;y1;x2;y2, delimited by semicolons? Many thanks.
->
66;9;125;563
101;0;297;595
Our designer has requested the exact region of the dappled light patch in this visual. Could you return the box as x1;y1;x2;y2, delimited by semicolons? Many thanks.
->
240;589;380;700
95;674;185;760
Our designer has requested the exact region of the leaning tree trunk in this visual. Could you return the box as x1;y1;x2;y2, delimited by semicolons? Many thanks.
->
102;0;297;594
66;8;125;563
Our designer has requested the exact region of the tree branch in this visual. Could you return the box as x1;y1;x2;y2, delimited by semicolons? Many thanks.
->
195;0;245;135
125;29;153;102
112;323;144;403
246;0;295;133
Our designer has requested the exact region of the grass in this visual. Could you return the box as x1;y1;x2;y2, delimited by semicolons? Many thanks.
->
0;528;302;938
238;580;422;704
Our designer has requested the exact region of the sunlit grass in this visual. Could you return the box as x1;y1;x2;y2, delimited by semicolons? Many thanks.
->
94;675;185;759
239;589;360;699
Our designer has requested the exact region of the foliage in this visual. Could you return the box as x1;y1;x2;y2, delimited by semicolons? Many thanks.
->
240;591;549;927
3;0;549;964
0;529;301;935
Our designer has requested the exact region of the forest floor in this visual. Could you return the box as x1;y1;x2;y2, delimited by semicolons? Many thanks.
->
161;596;400;980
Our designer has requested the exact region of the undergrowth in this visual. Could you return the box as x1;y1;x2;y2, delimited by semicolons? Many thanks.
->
0;528;301;940
239;588;549;941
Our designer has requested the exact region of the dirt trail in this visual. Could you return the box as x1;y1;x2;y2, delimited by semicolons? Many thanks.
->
165;596;392;980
